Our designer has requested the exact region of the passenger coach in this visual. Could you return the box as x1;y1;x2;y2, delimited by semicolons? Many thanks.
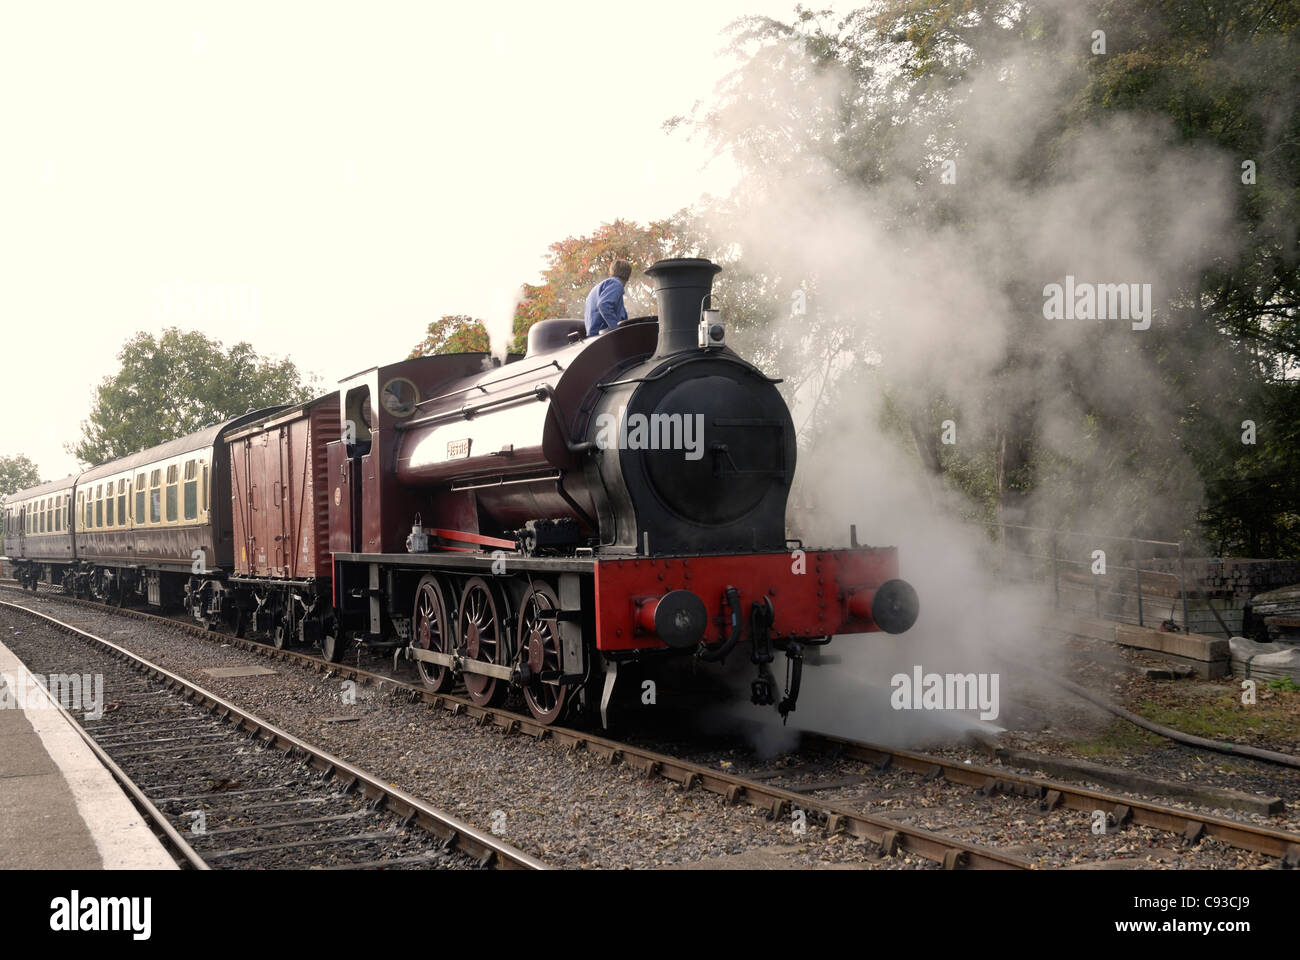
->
3;410;274;602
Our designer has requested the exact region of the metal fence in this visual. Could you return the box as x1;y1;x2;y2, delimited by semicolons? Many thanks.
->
973;521;1244;637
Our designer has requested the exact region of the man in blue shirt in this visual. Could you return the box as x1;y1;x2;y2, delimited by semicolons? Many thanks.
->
583;260;632;335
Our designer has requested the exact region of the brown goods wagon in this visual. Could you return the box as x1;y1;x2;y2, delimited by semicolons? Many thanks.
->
229;395;340;581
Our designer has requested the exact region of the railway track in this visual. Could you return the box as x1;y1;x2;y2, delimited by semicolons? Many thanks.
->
6;581;1299;869
0;597;545;870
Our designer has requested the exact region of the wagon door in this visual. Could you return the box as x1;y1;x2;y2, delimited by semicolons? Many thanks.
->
249;433;272;575
275;424;292;579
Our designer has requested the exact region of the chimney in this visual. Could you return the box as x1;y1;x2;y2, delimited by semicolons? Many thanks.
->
644;258;722;359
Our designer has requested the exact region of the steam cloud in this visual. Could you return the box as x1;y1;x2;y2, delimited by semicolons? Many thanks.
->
686;3;1236;748
486;285;526;364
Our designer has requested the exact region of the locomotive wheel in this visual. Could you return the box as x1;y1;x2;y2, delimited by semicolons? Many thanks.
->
413;575;455;693
458;576;507;706
517;582;567;724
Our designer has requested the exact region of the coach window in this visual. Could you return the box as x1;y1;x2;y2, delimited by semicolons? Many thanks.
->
149;470;162;523
117;480;127;527
135;474;146;523
182;460;198;520
106;485;115;526
93;485;102;528
54;496;62;532
163;465;177;523
201;463;208;513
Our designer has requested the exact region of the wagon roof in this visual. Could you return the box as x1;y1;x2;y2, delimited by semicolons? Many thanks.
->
4;475;78;502
76;407;289;483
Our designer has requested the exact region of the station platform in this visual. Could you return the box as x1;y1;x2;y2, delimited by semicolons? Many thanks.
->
0;638;177;869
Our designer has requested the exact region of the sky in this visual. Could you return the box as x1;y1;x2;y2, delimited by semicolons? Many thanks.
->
0;0;800;480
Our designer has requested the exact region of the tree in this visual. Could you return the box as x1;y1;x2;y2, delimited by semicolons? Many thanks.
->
679;0;1300;553
0;453;41;553
512;219;688;352
408;315;490;357
0;454;41;499
70;329;319;466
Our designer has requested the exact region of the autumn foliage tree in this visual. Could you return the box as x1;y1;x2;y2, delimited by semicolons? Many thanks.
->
511;219;687;351
411;220;705;359
408;315;490;358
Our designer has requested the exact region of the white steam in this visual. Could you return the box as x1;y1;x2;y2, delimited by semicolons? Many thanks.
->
485;285;525;364
685;5;1237;748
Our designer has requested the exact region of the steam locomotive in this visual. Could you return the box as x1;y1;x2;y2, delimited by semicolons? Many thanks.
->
3;258;918;726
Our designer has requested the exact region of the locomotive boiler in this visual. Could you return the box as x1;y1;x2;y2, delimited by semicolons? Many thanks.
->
324;257;919;724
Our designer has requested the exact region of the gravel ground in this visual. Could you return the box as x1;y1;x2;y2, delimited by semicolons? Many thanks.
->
1;606;484;870
985;634;1300;809
1;596;914;869
658;744;1281;868
6;589;1294;869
